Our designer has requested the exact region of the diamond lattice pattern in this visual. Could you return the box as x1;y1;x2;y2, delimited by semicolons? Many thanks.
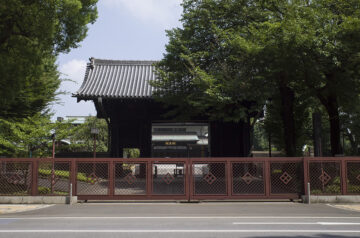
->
162;173;175;185
203;172;217;185
280;172;293;185
125;173;137;185
319;170;331;185
242;172;255;185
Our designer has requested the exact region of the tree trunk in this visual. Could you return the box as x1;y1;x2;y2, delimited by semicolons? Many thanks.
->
312;112;323;156
317;93;342;156
313;72;343;156
327;100;342;155
279;82;297;156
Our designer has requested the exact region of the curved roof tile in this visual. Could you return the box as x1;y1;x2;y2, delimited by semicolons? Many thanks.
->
74;58;158;99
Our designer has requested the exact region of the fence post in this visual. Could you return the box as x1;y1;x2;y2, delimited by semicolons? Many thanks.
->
146;160;152;199
307;182;311;204
31;159;38;196
341;159;347;195
303;157;310;197
71;159;76;196
69;183;73;205
108;160;114;197
226;160;232;198
265;160;271;197
188;158;193;201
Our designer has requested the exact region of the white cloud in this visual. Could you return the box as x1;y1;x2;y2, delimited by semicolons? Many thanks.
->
50;59;95;119
101;0;182;27
59;59;87;92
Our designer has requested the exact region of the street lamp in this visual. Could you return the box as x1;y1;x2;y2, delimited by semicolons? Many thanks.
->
91;128;99;159
50;130;56;159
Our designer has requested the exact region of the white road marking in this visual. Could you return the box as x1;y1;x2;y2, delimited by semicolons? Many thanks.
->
318;222;360;225
233;222;316;225
233;222;360;225
1;216;360;220
0;230;360;233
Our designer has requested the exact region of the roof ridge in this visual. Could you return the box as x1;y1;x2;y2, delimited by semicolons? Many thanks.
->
91;58;159;65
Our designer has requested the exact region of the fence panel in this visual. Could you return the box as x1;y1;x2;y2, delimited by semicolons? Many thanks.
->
152;163;185;195
232;162;265;195
1;157;359;199
76;162;109;195
308;161;341;195
0;161;32;196
193;162;227;195
346;161;360;194
37;161;70;195
114;162;147;195
270;162;303;195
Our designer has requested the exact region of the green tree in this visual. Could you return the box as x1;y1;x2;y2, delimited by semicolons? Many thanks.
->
2;56;61;118
154;0;307;156
155;0;360;156
154;0;268;124
69;117;108;153
0;0;98;118
341;106;360;155
296;0;360;155
0;113;76;158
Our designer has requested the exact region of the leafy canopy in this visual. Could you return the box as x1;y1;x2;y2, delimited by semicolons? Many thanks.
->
0;113;77;158
0;0;98;118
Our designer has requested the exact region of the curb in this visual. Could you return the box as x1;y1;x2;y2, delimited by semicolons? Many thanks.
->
302;195;360;204
0;196;77;204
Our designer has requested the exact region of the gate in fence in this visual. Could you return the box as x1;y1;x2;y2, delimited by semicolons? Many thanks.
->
0;157;360;201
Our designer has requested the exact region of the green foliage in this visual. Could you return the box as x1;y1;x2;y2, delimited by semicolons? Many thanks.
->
0;0;98;118
37;186;51;195
38;168;88;182
38;186;68;195
123;148;141;158
0;113;77;157
0;115;109;157
154;0;268;122
67;117;109;153
253;120;268;151
312;176;341;194
155;0;360;156
1;55;61;118
292;0;360;155
0;178;28;195
347;185;360;194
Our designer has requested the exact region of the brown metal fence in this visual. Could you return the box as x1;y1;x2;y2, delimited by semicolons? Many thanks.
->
0;157;359;200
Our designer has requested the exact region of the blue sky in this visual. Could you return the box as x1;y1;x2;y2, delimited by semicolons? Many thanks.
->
52;0;182;120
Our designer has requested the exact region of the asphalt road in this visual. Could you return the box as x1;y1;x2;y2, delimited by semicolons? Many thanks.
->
1;202;360;238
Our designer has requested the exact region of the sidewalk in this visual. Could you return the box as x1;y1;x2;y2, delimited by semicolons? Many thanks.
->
0;205;53;214
332;204;360;212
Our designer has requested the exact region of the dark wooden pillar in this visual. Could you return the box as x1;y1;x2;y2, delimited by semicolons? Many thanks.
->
111;119;152;158
210;121;251;157
110;122;121;157
139;120;152;158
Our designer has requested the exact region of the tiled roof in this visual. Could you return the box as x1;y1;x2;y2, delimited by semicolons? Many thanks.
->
74;58;158;99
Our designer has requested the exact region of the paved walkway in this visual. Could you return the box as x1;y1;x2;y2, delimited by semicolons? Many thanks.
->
0;203;359;215
332;204;360;212
1;202;360;238
0;205;53;214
